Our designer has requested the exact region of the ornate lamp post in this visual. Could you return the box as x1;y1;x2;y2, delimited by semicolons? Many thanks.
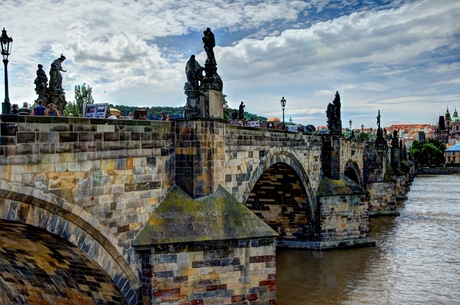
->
280;96;286;130
1;28;13;115
361;124;364;133
349;119;352;131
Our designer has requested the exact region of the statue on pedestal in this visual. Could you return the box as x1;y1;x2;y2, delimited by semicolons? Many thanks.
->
238;101;245;119
49;54;67;92
391;130;399;147
184;28;223;119
185;55;203;90
34;64;48;95
34;64;49;103
202;27;215;63
33;54;68;112
326;91;341;133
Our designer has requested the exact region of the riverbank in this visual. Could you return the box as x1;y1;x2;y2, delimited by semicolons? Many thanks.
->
415;167;460;175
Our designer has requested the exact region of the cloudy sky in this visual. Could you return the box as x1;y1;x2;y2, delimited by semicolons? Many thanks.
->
1;0;459;128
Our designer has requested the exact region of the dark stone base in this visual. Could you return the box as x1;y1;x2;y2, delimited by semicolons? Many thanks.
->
369;210;401;217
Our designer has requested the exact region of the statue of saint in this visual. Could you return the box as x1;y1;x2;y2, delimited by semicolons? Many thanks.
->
238;101;245;119
333;91;341;120
326;102;334;129
49;54;67;92
376;110;381;130
391;130;399;147
231;109;238;120
34;64;48;94
202;28;215;62
185;55;203;90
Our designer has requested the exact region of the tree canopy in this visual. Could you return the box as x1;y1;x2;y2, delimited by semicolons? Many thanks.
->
64;83;94;116
410;138;446;167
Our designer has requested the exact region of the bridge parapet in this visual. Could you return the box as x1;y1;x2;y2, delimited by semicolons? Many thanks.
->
0;116;176;268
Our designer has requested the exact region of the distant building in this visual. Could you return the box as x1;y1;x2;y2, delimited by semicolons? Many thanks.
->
445;142;460;163
385;124;435;149
451;107;460;138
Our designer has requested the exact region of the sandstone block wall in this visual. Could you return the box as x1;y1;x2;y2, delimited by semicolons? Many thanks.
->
318;193;370;242
223;126;322;204
0;117;175;268
341;139;364;178
366;181;397;215
140;238;276;305
174;120;226;199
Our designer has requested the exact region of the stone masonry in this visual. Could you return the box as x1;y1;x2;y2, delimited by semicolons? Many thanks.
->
0;115;411;304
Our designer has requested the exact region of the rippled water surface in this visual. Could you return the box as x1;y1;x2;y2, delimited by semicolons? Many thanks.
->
277;175;460;305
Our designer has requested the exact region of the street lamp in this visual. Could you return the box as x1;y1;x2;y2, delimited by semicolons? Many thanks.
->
1;28;13;115
280;96;286;130
361;124;364;133
349;119;352;131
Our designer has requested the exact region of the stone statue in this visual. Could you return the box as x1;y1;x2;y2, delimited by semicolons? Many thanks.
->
238;101;245;119
202;28;215;63
326;91;341;132
391;130;399;147
49;54;67;92
185;55;203;90
231;109;238;120
333;91;341;120
34;64;48;95
376;110;381;130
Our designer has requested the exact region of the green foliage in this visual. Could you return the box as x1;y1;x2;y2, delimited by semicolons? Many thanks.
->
355;132;370;142
64;83;94;116
222;94;267;122
410;138;446;167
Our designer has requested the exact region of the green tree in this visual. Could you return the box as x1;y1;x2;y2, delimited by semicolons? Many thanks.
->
64;83;94;116
223;94;234;120
410;139;445;167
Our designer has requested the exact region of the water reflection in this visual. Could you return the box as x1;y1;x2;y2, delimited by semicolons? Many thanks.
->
277;175;460;305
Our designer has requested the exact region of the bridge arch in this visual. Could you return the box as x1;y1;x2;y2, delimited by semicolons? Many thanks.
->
0;178;140;304
243;149;318;240
344;160;362;186
243;149;316;206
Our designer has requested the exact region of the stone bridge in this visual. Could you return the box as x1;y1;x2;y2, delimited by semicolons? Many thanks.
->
0;115;411;305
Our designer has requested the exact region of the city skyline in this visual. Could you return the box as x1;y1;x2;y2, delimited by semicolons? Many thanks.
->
1;0;459;128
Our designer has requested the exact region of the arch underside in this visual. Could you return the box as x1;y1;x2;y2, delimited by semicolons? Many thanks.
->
344;160;361;186
0;179;140;305
245;163;316;241
0;220;126;304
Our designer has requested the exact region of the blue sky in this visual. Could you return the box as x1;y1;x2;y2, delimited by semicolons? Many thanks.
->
1;0;459;128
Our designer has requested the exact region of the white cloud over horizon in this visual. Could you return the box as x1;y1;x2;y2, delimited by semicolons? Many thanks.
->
1;0;459;127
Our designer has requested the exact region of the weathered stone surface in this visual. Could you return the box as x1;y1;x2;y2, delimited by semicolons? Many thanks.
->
0;220;126;304
133;185;277;246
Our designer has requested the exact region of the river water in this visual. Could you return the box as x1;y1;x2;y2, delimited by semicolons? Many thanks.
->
277;175;460;305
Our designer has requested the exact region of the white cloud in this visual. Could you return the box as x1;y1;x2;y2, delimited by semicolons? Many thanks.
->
1;0;459;128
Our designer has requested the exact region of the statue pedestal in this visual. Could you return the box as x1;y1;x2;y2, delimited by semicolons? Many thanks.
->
204;89;223;119
184;89;223;119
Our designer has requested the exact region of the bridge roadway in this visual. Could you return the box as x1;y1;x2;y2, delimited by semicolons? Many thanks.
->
0;115;401;304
